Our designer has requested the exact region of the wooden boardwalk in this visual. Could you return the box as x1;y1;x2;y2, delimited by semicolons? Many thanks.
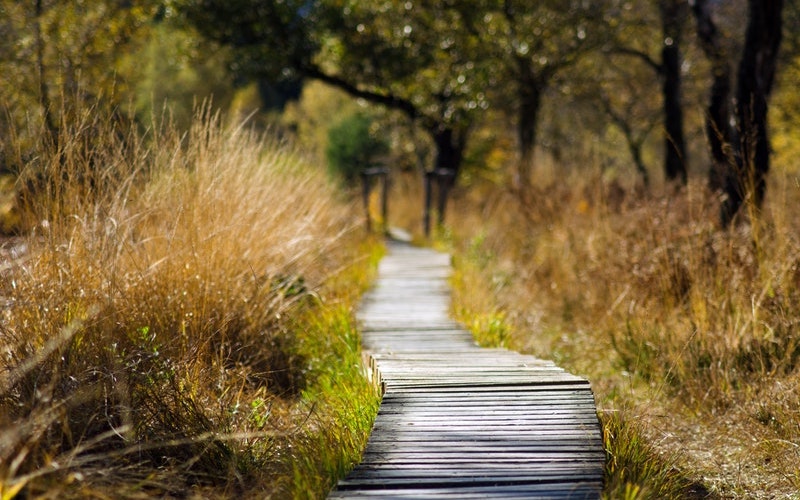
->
329;241;604;499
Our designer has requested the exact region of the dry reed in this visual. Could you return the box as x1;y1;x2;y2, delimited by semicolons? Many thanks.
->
0;106;369;497
448;170;800;497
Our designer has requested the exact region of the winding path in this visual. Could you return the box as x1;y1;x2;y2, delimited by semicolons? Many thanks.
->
329;241;604;499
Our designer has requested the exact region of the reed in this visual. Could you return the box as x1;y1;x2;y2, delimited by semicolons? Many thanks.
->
0;107;379;497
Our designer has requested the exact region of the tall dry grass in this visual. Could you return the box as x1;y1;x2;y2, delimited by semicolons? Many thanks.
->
447;170;800;497
0;107;378;497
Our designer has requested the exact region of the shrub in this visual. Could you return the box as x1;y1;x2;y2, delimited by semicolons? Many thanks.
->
325;113;388;183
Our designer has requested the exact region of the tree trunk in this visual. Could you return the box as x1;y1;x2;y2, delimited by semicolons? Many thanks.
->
423;126;468;235
722;0;783;225
692;0;736;192
516;71;545;199
661;0;688;184
35;0;58;144
432;127;461;226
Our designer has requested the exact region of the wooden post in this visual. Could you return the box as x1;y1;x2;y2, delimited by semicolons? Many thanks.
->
380;172;389;234
362;166;389;233
423;169;456;236
435;168;455;227
360;171;372;232
423;171;434;237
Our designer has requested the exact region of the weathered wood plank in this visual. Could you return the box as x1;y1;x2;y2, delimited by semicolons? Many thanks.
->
359;443;605;457
359;451;607;460
330;484;602;499
329;241;603;499
337;472;600;487
379;385;595;396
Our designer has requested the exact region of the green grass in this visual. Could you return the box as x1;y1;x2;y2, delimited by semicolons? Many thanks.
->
601;412;707;499
282;306;381;498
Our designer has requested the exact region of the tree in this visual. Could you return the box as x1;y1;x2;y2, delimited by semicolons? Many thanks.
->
478;0;612;195
691;0;736;191
119;15;238;130
608;0;689;185
660;0;689;184
692;0;784;224
180;0;490;232
326;112;388;183
0;0;159;150
725;0;783;223
321;1;489;229
595;58;661;187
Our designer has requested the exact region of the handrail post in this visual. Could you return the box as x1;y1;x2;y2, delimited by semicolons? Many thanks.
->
360;170;372;232
423;171;434;237
361;166;389;233
423;169;455;237
380;171;389;234
434;168;455;227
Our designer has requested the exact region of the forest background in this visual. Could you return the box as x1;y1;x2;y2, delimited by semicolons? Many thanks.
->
1;0;800;498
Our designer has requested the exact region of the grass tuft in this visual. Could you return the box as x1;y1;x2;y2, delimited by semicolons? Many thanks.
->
601;411;708;499
0;106;380;497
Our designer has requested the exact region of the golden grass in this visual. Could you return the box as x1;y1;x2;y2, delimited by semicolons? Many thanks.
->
447;171;800;498
0;107;380;497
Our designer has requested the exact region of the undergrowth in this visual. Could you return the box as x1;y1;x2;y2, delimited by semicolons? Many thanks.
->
0;107;381;498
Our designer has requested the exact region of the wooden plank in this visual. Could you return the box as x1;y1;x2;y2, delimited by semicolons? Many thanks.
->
359;442;605;455
370;418;603;428
374;407;601;416
337;472;600;487
381;380;589;389
375;408;600;417
359;455;607;465
331;485;602;499
379;386;595;396
359;450;607;460
330;484;602;499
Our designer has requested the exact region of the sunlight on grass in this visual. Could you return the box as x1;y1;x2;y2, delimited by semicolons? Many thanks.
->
0;106;380;497
447;173;800;497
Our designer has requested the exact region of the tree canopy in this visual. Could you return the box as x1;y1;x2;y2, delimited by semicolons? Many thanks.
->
0;0;792;227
